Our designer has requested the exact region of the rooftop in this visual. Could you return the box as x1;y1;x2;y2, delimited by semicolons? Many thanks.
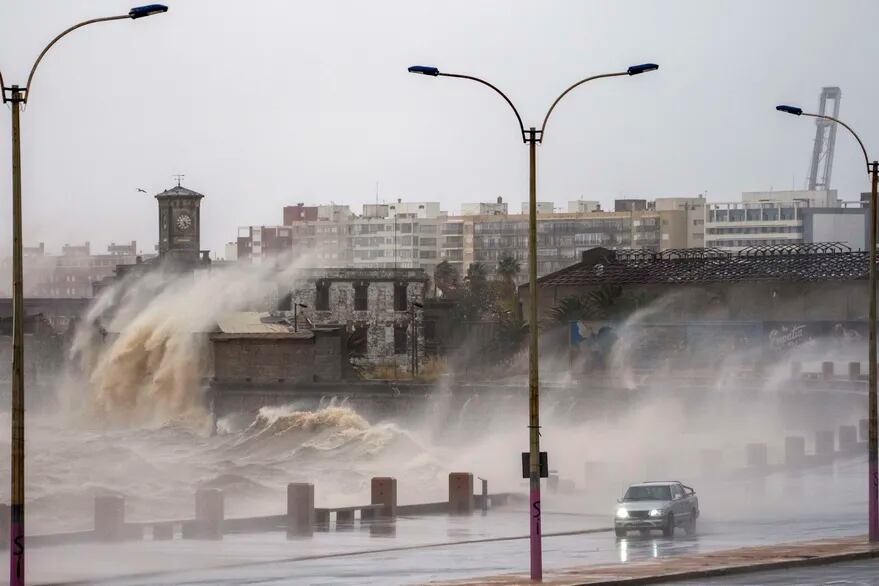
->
535;243;867;287
155;186;205;199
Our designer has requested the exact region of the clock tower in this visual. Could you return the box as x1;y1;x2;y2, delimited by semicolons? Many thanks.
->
155;184;204;266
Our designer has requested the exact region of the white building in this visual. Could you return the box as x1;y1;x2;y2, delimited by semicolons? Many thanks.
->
705;190;839;251
461;197;508;216
567;200;601;213
520;202;554;215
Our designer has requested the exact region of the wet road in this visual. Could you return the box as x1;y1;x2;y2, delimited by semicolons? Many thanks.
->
37;459;868;585
673;558;879;585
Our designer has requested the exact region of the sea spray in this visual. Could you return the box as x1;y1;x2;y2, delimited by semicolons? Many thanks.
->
67;253;317;426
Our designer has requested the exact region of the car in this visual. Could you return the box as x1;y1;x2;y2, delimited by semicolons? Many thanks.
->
614;481;699;538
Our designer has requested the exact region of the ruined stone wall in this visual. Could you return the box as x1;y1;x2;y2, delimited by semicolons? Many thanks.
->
292;278;426;369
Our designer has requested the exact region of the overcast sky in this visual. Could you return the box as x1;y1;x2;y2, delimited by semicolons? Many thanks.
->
1;0;877;257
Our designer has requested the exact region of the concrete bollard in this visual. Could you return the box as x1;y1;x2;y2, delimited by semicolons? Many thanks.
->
784;436;806;468
700;449;722;479
480;477;488;514
860;419;869;443
0;504;9;549
448;472;474;515
314;509;330;531
839;425;858;452
370;477;397;519
336;510;354;530
94;495;126;542
815;430;835;461
745;443;768;469
153;522;174;540
821;361;834;380
849;362;862;380
189;489;224;540
791;361;802;379
287;483;314;538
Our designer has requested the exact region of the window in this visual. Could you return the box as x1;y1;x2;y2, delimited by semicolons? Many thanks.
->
349;324;368;356
394;324;407;354
354;282;368;311
394;283;407;311
315;280;330;311
671;485;683;500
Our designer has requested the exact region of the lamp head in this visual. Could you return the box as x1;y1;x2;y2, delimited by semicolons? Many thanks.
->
776;105;804;116
408;65;440;76
627;63;659;75
129;4;168;18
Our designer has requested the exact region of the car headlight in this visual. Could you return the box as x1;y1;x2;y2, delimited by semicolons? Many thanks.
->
648;509;664;517
616;508;629;519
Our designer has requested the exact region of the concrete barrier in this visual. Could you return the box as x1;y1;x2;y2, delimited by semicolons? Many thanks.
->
449;472;474;515
287;483;314;538
371;477;397;519
184;489;224;540
849;362;862;380
821;361;834;380
94;495;125;542
784;436;806;468
746;443;768;469
336;509;354;529
815;430;835;461
839;425;858;452
153;522;174;540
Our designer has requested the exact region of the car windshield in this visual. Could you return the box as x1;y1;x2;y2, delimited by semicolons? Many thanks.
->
623;485;671;501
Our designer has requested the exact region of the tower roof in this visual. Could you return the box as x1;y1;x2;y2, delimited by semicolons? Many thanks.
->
155;185;204;199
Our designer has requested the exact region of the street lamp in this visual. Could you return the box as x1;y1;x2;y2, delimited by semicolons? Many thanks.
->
776;103;878;542
409;63;658;581
0;6;167;584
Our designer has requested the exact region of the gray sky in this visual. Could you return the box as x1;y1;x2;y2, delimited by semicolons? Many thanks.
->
1;0;877;257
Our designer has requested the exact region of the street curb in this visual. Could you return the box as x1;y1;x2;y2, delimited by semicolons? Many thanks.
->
571;545;879;585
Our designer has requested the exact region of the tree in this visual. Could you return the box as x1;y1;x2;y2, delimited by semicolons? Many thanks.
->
465;262;488;293
433;261;459;297
497;256;521;299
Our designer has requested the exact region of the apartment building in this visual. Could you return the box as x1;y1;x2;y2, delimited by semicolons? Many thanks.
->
705;190;839;251
20;241;144;298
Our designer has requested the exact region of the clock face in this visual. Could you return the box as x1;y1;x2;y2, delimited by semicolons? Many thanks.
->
176;213;193;231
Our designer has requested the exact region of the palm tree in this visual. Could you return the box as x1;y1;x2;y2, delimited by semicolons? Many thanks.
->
465;262;488;292
497;256;521;287
433;261;459;297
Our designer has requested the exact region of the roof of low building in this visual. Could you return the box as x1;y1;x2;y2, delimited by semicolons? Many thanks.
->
534;243;869;288
214;311;313;338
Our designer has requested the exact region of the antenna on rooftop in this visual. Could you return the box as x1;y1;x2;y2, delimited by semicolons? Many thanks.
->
173;174;185;187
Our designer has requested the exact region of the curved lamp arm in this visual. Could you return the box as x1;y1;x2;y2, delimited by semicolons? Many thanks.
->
540;71;627;137
805;113;871;173
438;73;526;141
777;105;871;173
24;14;129;103
23;5;167;104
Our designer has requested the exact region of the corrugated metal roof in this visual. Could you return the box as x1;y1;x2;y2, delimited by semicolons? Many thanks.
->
537;244;870;287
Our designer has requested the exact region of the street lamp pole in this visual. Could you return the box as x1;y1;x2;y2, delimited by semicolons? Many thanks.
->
409;63;658;581
0;6;167;584
776;104;878;542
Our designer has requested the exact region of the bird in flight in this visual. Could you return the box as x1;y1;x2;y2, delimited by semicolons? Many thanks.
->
136;188;147;193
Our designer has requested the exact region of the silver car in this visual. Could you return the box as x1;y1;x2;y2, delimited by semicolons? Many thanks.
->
614;481;699;538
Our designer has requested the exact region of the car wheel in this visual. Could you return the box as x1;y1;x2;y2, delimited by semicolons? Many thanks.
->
615;526;627;538
662;513;674;537
684;511;697;536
